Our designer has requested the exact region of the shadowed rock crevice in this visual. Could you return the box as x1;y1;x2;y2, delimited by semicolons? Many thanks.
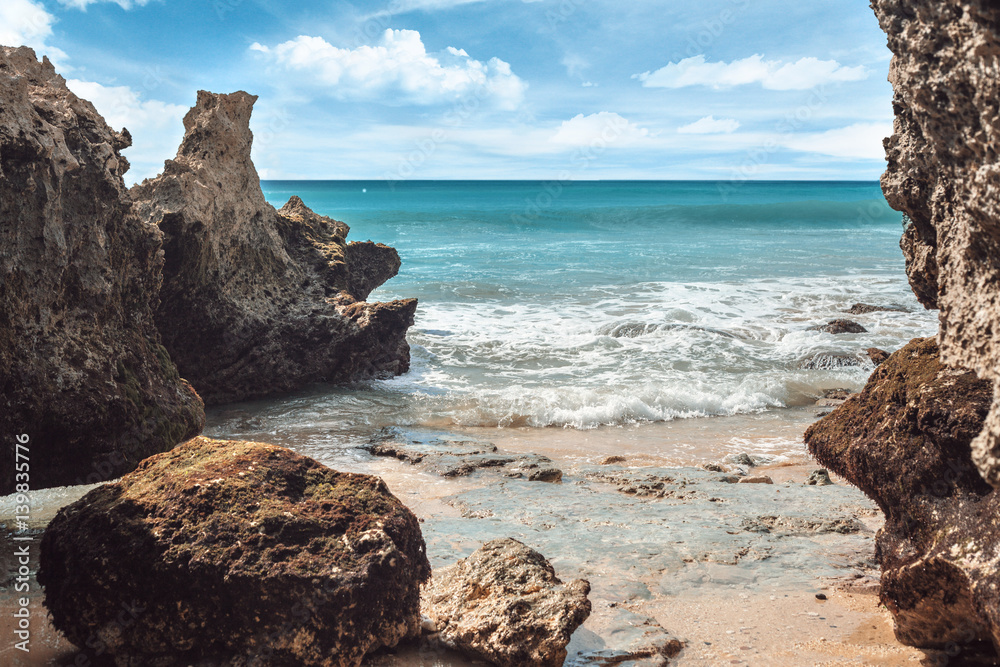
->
0;46;205;493
132;91;415;405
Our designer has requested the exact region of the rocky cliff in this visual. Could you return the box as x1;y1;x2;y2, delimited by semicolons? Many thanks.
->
131;91;416;405
0;47;204;493
874;0;1000;486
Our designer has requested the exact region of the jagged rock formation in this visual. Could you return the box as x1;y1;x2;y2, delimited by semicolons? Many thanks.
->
0;46;204;493
873;1;1000;486
805;339;998;649
422;538;592;667
39;436;430;666
131;91;415;405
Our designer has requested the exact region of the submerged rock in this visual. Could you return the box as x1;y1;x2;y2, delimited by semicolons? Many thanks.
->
872;1;1000;489
0;47;204;493
845;303;907;315
131;91;415;405
805;338;998;650
808;319;868;335
423;538;592;667
39;436;430;666
365;428;563;482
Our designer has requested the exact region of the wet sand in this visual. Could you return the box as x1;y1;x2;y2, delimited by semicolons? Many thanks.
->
0;407;951;666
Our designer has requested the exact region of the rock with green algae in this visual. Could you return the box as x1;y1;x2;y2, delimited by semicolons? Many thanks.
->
0;46;204;494
38;436;430;666
805;338;1000;652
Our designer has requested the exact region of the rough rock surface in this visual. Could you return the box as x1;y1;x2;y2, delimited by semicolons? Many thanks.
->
131;91;415;405
845;303;907;315
808;319;867;335
0;47;204;493
805;338;998;650
39;436;430;666
423;538;592;667
365;428;563;482
872;1;1000;486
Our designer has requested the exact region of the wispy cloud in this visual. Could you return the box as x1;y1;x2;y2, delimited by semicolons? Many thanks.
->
251;29;526;109
782;122;890;160
550;112;652;147
635;54;868;91
56;0;154;10
677;115;740;134
66;79;187;182
0;0;68;65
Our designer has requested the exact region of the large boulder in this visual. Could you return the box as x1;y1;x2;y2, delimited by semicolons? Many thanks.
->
423;538;592;666
38;436;430;666
873;1;1000;486
131;91;416;405
805;338;998;649
0;46;204;493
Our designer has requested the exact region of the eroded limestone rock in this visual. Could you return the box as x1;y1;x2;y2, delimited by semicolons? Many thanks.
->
873;0;1000;487
39;436;430;666
0;46;204;493
423;538;592;667
131;91;415;405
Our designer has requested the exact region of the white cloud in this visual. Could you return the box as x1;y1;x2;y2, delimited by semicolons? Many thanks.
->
635;54;868;91
66;79;187;183
251;29;526;109
56;0;153;9
0;0;69;65
550;112;652;147
782;122;891;160
678;115;740;134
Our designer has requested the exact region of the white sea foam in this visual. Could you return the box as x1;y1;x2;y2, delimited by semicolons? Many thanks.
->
375;273;938;429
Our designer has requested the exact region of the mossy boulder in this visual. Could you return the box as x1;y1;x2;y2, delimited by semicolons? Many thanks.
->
805;338;1000;652
39;437;430;666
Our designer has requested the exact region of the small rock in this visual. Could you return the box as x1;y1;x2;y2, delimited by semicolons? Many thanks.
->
600;455;627;465
528;468;563;483
702;462;725;472
739;476;774;485
715;475;741;484
823;389;853;400
808;319;868;335
866;347;891;366
729;453;755;467
846;303;907;315
807;469;834;486
816;593;828;600
422;538;591;667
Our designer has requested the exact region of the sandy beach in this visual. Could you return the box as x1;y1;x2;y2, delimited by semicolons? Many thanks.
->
2;407;951;666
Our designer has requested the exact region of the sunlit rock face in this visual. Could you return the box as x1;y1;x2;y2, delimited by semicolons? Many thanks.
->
131;91;415;406
873;1;1000;486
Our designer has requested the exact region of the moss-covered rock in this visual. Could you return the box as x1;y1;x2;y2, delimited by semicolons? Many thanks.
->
805;338;1000;652
39;436;430;666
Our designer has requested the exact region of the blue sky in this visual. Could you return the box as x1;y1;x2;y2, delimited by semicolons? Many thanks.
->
3;0;893;183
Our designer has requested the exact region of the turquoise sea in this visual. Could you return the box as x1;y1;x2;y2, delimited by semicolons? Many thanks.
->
217;181;937;448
